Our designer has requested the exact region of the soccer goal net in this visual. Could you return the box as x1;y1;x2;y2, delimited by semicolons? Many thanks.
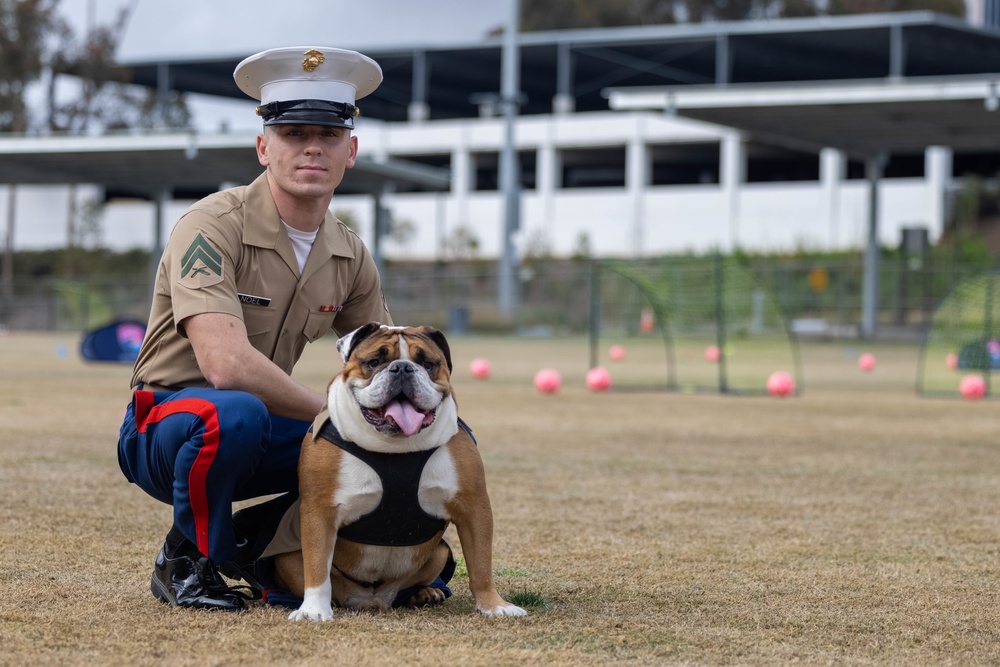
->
918;271;999;399
589;255;801;395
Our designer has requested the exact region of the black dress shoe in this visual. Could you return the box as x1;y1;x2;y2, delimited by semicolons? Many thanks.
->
150;546;249;612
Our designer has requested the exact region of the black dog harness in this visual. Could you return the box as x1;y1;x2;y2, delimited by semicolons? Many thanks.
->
316;419;447;547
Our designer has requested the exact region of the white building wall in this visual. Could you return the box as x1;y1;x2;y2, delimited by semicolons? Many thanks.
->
635;188;731;254
360;111;951;260
5;111;952;258
2;185;80;249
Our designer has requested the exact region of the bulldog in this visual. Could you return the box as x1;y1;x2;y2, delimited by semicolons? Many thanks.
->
274;323;527;621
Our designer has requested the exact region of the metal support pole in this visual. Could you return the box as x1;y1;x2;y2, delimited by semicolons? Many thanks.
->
589;262;600;370
150;186;171;295
553;41;575;114
861;153;886;340
889;22;905;80
156;62;170;128
372;190;384;278
372;183;394;278
498;0;521;319
2;185;16;316
409;50;430;122
715;252;729;393
715;33;730;87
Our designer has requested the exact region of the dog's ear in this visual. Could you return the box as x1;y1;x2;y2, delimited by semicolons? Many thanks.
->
337;322;383;363
420;326;452;373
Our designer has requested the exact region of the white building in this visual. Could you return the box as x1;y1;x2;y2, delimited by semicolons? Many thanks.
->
344;111;954;260
2;12;998;260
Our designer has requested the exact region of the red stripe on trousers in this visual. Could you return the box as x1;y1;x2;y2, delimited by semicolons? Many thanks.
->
134;392;221;557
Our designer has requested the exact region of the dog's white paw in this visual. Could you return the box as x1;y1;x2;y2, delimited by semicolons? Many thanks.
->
288;603;334;622
478;603;528;617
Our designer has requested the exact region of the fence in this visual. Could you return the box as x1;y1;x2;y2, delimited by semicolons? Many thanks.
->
0;256;995;340
589;256;801;394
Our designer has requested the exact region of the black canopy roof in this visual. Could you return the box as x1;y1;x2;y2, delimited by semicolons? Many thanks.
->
111;12;1000;122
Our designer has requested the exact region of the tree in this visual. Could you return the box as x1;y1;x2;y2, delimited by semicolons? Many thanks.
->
827;0;965;16
1;0;190;296
521;227;553;262
571;231;593;261
46;1;190;133
388;217;417;250
444;225;481;260
520;0;965;30
0;0;64;133
1;0;189;135
522;0;679;30
0;0;64;312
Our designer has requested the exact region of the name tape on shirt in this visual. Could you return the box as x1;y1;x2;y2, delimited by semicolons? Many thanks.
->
238;293;272;307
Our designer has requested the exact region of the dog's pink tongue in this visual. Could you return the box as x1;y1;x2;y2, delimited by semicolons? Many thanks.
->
385;399;424;436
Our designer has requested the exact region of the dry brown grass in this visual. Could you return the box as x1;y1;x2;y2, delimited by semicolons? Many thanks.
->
1;331;999;666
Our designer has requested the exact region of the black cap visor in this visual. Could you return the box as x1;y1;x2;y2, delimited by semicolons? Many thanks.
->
256;99;359;129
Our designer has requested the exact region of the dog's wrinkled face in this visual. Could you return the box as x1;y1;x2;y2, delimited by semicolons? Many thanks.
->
331;324;455;447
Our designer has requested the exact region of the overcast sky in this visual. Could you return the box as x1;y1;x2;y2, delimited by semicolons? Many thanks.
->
61;0;510;61
55;0;511;131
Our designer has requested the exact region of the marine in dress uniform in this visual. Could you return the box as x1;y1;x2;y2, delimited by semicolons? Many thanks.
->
116;46;391;612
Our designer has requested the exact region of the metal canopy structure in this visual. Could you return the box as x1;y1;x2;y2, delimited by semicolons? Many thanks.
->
108;12;1000;122
0;132;450;197
605;73;1000;339
0;131;449;281
604;75;1000;159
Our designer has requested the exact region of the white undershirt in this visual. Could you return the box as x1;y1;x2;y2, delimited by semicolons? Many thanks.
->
281;221;318;274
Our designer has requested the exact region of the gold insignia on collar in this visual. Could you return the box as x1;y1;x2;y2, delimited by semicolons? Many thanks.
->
302;49;325;72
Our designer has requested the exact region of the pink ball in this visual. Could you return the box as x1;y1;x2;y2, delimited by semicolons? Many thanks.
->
640;308;655;333
586;366;612;392
608;344;626;362
858;353;876;372
945;352;958;370
767;370;795;397
534;368;562;394
704;345;721;363
469;358;491;379
959;374;986;400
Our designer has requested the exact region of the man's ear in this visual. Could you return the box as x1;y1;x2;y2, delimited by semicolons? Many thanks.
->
256;132;269;167
345;134;358;169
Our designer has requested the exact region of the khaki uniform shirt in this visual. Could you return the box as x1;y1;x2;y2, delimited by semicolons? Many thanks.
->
131;172;392;391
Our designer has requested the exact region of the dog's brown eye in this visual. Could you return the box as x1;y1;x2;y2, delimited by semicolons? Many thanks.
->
363;358;380;372
421;360;437;372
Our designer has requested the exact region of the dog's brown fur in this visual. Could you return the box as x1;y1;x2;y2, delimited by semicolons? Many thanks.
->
275;324;526;619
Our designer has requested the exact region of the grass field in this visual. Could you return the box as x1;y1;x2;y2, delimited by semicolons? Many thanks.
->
1;330;999;666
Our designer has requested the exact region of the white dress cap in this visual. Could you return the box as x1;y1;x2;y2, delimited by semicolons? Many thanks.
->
234;46;382;105
233;47;382;128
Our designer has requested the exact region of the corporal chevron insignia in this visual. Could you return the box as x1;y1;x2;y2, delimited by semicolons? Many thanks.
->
179;233;224;288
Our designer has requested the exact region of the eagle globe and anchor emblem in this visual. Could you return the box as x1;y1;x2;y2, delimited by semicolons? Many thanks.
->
301;49;325;72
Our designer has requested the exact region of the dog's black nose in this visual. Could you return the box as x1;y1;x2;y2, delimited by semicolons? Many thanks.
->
388;360;414;374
